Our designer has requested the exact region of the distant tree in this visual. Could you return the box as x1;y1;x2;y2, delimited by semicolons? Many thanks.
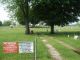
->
3;21;11;26
0;21;2;26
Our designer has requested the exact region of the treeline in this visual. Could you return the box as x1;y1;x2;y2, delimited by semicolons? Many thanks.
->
0;20;11;26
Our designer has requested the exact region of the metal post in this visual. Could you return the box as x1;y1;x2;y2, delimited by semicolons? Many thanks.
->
34;35;37;60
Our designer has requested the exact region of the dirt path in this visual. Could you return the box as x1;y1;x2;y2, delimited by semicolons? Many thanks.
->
42;40;62;60
43;36;78;51
47;36;80;54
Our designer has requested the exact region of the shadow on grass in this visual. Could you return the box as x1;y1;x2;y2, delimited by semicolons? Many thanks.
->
31;31;80;36
29;31;80;56
73;48;80;55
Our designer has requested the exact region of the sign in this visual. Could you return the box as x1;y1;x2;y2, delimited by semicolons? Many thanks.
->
3;42;18;53
19;42;34;53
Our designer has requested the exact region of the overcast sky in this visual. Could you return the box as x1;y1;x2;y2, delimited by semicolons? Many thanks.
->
0;4;9;22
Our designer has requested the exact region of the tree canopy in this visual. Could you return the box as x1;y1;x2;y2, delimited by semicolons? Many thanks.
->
1;0;31;34
32;0;80;33
1;0;80;34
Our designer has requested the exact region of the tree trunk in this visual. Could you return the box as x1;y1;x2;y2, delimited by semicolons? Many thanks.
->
25;19;30;34
25;0;30;34
50;24;54;34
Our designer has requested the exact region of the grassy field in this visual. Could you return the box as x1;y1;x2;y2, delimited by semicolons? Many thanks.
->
0;25;80;60
0;26;52;60
32;25;80;60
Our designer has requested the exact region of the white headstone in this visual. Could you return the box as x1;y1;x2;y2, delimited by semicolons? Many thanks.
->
10;25;14;28
68;35;70;37
74;35;79;40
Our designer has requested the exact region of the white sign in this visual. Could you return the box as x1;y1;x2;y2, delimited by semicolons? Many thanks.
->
19;42;34;53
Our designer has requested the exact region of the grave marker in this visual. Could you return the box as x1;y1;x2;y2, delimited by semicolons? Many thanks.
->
74;35;79;40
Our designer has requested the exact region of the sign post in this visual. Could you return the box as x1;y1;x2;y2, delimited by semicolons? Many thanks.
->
34;36;37;60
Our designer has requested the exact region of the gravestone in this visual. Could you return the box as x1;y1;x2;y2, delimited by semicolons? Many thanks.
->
74;35;79;40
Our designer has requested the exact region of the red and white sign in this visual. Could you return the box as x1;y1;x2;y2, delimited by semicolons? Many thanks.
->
3;42;18;53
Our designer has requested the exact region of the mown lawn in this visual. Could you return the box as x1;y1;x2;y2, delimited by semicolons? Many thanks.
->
38;25;80;60
31;25;80;60
43;36;80;60
0;25;80;60
0;26;52;60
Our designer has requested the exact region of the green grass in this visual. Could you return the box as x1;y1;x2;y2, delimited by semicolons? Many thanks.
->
37;25;80;60
31;25;80;60
44;36;80;60
0;26;52;60
0;25;80;60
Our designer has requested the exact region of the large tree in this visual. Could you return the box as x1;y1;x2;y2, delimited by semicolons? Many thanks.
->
1;0;80;34
1;0;31;34
32;0;80;34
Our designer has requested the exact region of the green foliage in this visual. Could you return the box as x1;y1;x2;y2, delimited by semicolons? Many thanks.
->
1;0;80;33
0;0;26;24
3;20;11;26
31;0;80;33
0;21;2;26
1;0;32;34
32;0;80;26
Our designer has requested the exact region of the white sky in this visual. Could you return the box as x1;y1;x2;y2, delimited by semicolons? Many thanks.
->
0;4;9;22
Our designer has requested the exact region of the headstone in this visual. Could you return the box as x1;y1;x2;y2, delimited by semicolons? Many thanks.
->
68;35;70;37
10;25;14;28
74;35;79;40
31;30;34;34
